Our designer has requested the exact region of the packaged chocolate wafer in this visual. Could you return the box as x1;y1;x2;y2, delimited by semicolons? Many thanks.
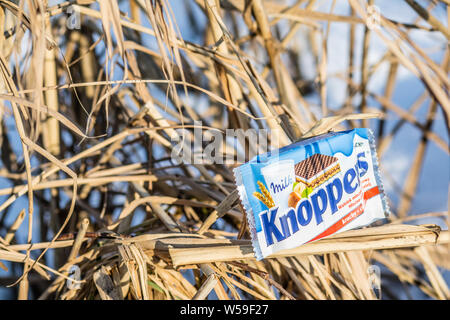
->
234;128;390;260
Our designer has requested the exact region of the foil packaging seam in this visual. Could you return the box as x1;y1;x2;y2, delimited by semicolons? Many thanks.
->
234;164;262;259
367;129;391;219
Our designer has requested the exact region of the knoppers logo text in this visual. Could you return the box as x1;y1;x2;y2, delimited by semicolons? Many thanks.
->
260;154;368;247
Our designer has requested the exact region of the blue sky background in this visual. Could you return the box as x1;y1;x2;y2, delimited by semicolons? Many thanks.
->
0;0;448;299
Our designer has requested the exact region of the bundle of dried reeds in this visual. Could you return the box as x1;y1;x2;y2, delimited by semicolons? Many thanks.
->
0;0;448;300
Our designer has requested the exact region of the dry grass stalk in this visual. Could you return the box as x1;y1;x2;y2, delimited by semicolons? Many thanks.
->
0;0;448;300
93;265;122;300
4;209;25;244
165;224;447;266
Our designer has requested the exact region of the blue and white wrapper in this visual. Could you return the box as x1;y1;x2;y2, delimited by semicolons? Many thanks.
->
234;128;390;260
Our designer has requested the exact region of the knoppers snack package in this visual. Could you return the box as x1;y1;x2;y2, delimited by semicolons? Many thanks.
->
234;128;390;260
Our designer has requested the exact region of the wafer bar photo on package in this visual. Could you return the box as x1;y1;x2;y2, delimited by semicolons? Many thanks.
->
234;128;390;260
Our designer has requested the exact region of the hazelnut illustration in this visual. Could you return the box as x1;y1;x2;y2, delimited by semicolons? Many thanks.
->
288;192;301;208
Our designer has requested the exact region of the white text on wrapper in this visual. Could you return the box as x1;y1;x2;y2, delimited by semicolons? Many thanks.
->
259;152;368;247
